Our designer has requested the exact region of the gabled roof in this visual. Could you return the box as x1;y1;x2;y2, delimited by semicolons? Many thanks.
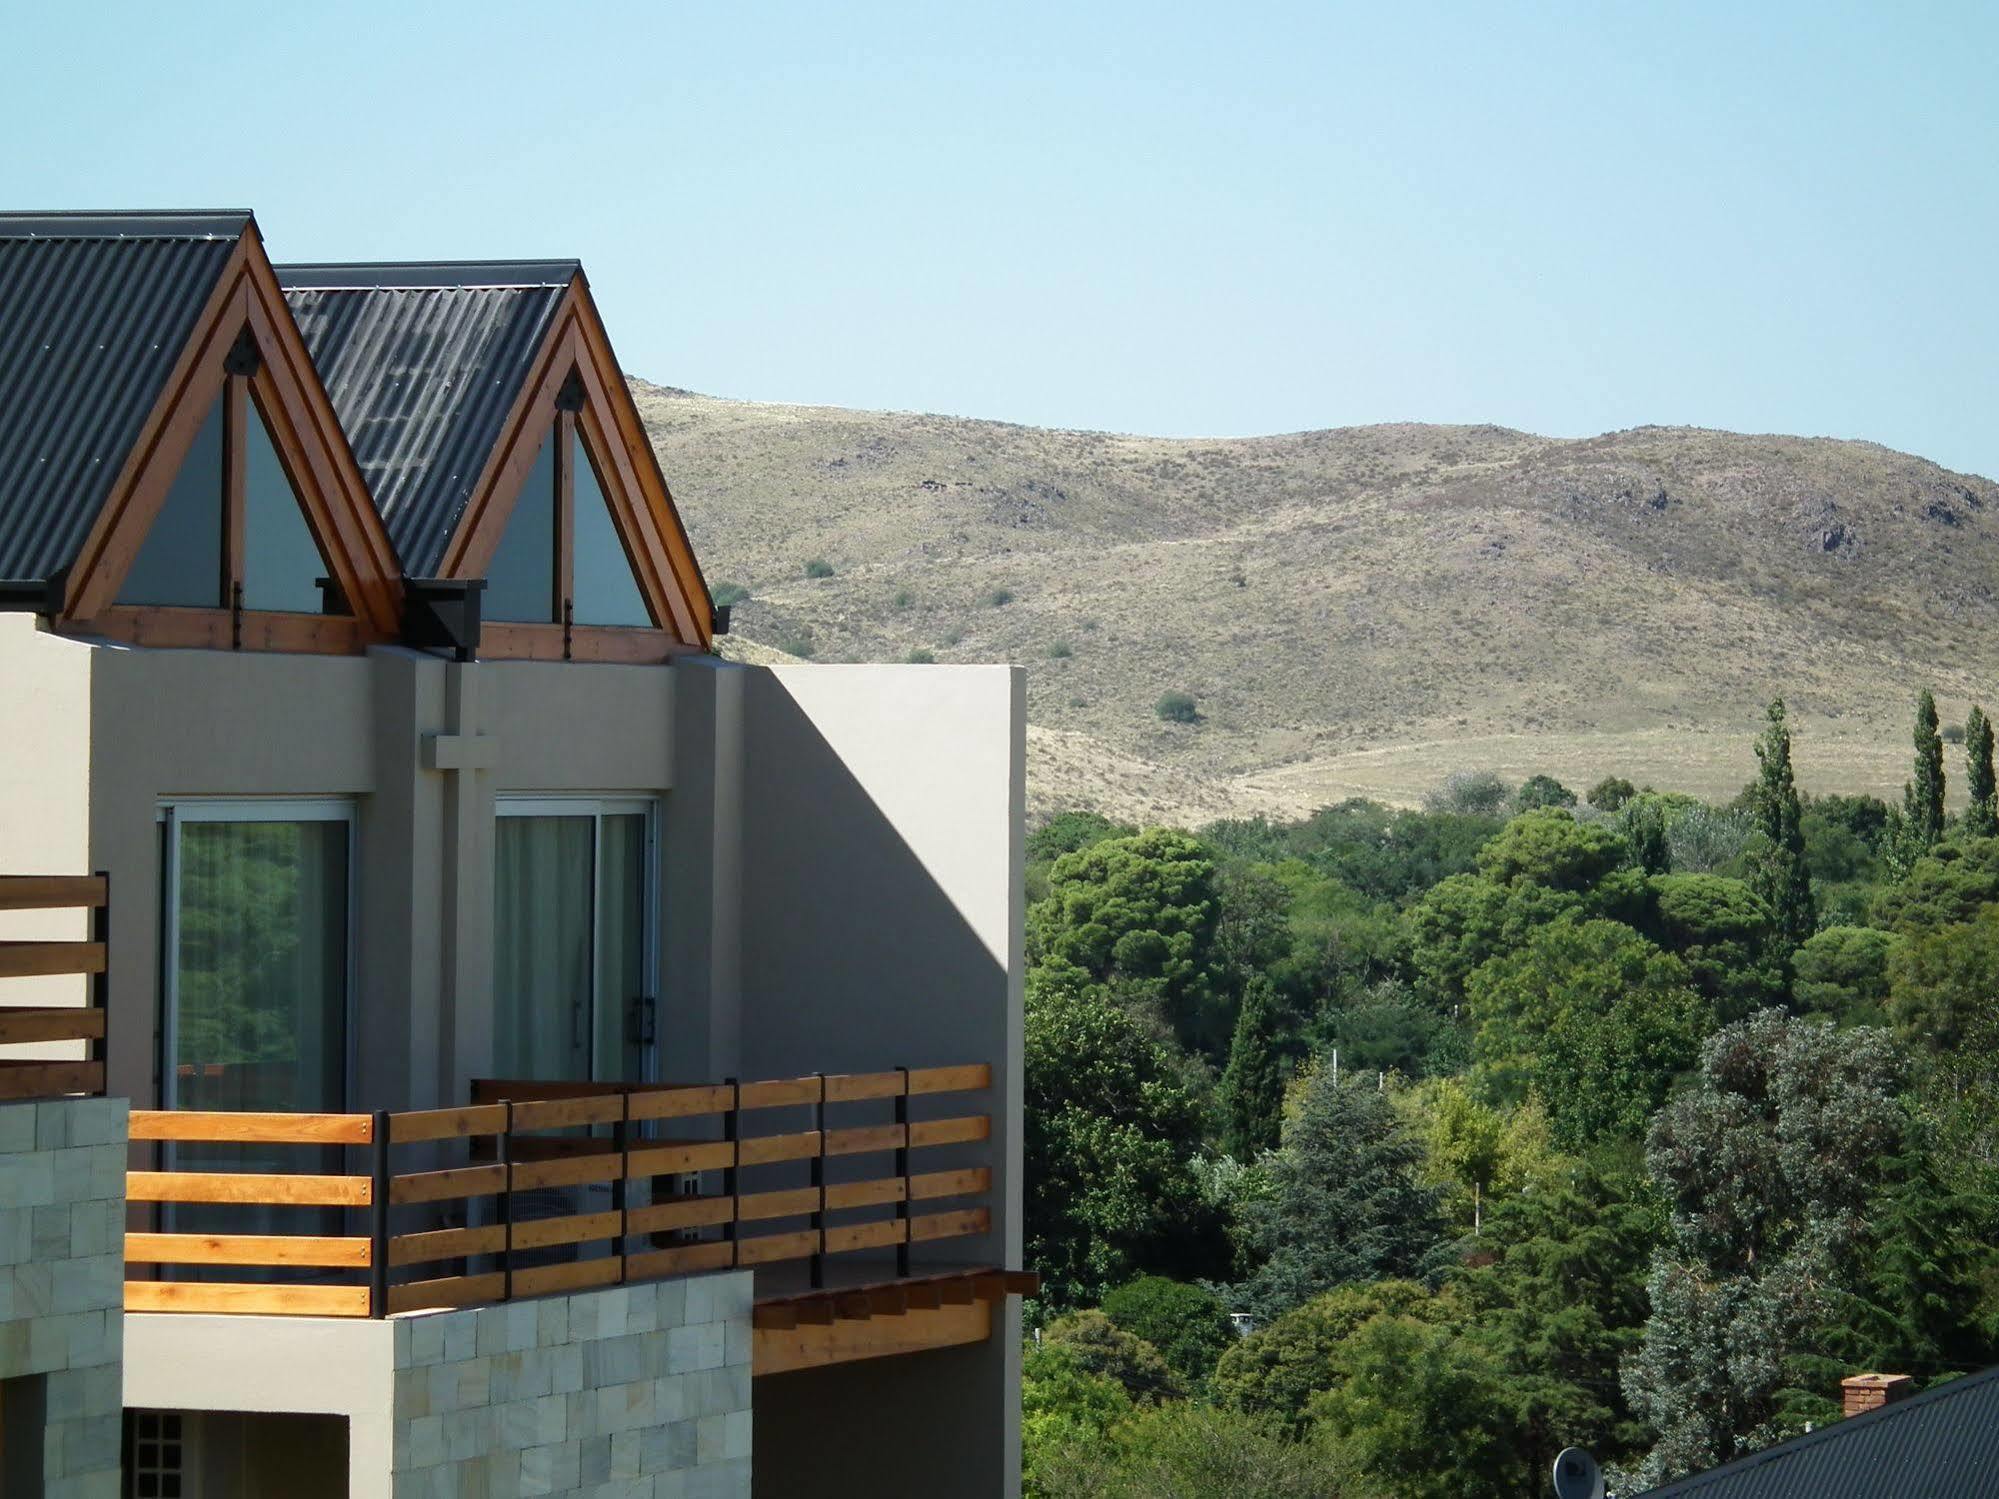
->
1639;1365;1999;1498
0;211;249;582
277;261;576;577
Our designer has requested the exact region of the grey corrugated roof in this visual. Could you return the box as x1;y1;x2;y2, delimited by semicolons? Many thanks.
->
0;211;248;582
1637;1366;1999;1498
278;261;576;576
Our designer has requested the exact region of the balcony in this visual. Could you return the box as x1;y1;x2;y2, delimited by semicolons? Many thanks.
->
122;1064;1031;1374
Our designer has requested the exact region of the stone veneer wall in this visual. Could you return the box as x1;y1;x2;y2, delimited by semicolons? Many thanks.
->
391;1272;753;1499
0;1096;129;1499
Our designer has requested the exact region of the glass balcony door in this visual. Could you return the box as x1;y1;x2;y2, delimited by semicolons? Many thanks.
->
493;799;656;1085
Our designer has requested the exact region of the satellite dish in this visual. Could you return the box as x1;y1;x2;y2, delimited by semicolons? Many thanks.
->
1552;1447;1605;1499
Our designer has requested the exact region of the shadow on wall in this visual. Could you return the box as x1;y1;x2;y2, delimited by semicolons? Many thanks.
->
735;666;1021;1499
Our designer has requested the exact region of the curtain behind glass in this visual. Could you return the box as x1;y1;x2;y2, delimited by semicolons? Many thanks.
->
494;817;595;1080
596;814;648;1080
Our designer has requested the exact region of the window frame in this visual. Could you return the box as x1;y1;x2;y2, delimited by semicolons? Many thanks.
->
155;797;360;1115
492;795;661;1083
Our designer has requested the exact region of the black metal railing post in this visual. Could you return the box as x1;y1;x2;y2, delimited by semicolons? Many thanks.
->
499;1101;515;1302
894;1066;911;1279
809;1074;827;1291
369;1109;392;1317
722;1080;739;1267
90;872;109;1082
612;1091;630;1284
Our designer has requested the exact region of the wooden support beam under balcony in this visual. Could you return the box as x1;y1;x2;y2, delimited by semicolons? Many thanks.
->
748;1266;1039;1377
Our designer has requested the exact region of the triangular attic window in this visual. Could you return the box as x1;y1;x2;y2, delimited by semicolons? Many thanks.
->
571;429;652;628
118;395;225;608
243;394;343;614
484;429;559;623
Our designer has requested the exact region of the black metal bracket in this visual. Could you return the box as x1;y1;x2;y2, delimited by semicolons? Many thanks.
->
625;995;657;1049
0;575;64;614
895;1066;912;1279
402;578;485;661
810;1074;827;1291
369;1109;392;1317
710;603;732;636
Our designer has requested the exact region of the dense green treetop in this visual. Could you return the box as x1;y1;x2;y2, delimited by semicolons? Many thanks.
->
1747;699;1817;950
1792;925;1899;1023
1871;836;1999;933
1967;707;1999;839
1100;1277;1237;1393
1643;873;1784;1020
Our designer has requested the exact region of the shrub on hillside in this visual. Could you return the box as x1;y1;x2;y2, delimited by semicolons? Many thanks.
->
1156;691;1199;724
803;558;835;579
1423;771;1511;817
710;581;750;608
905;648;935;664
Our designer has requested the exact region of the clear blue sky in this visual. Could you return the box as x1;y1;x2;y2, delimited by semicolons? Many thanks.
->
7;2;1996;476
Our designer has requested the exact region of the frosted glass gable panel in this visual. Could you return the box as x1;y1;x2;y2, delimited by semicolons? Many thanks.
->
571;431;652;627
243;396;341;613
483;429;558;623
118;395;225;607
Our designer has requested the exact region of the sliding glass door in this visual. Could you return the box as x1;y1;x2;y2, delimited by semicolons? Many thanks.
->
493;799;655;1083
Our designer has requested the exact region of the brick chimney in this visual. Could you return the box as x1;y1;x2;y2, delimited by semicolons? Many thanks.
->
1841;1373;1916;1418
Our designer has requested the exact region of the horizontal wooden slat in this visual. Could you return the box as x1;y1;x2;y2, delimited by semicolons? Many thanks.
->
390;1164;506;1206
511;1210;624;1254
737;1187;820;1222
124;1232;370;1268
0;941;106;979
737;1229;820;1267
908;1115;989;1149
389;1225;506;1268
386;1273;507;1315
512;1258;623;1298
125;1281;371;1317
738;1077;822;1110
0;1007;105;1045
628;1141;734;1176
627;1084;734;1122
390;1105;507;1144
907;1064;989;1097
909;1167;991;1201
128;1170;370;1207
509;1094;627;1131
822;1071;906;1103
823;1178;906;1211
824;1124;905;1158
627;1196;736;1234
129;1110;373;1146
909;1207;990;1244
0;875;106;912
0;1060;103;1099
737;1131;820;1167
825;1219;907;1255
511;1152;624;1192
626;1242;736;1279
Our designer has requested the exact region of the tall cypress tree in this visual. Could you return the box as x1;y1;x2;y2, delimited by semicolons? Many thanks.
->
1966;706;1997;838
1904;689;1947;854
1220;976;1284;1159
1750;698;1815;949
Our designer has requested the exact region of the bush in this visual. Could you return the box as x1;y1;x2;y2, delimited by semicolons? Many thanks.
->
803;558;835;579
1031;1405;1349;1499
1516;774;1578;810
892;588;914;610
777;631;816;659
1100;1277;1236;1392
1042;1311;1183;1402
1156;691;1199;724
905;648;935;664
1423;771;1511;816
710;582;749;609
988;587;1014;607
1047;640;1074;659
942;627;965;646
1588;776;1638;811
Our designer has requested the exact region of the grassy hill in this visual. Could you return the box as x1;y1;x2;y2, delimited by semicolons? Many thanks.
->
632;380;1999;822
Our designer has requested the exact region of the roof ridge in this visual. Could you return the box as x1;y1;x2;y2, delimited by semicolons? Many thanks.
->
277;260;582;291
0;210;252;240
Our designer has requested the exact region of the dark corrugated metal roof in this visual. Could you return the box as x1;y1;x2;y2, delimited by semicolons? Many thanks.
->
278;262;576;576
1638;1366;1999;1499
0;212;247;582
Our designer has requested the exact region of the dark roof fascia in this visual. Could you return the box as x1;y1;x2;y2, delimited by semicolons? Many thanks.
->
1637;1364;1999;1497
0;211;252;240
276;260;582;291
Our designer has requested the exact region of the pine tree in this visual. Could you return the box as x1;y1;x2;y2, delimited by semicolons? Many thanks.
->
1749;699;1815;950
1904;689;1947;855
1220;976;1284;1159
1966;707;1997;838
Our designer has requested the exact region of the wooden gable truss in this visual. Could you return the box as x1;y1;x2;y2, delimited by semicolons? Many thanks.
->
57;225;404;653
436;274;713;662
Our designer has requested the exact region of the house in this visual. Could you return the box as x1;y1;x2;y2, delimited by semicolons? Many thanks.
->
0;210;1028;1498
1633;1369;1999;1498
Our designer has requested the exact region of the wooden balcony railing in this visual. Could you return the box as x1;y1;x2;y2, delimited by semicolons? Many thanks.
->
124;1063;1000;1319
0;874;109;1100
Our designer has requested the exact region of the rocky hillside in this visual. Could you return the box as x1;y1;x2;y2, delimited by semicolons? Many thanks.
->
633;380;1999;822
